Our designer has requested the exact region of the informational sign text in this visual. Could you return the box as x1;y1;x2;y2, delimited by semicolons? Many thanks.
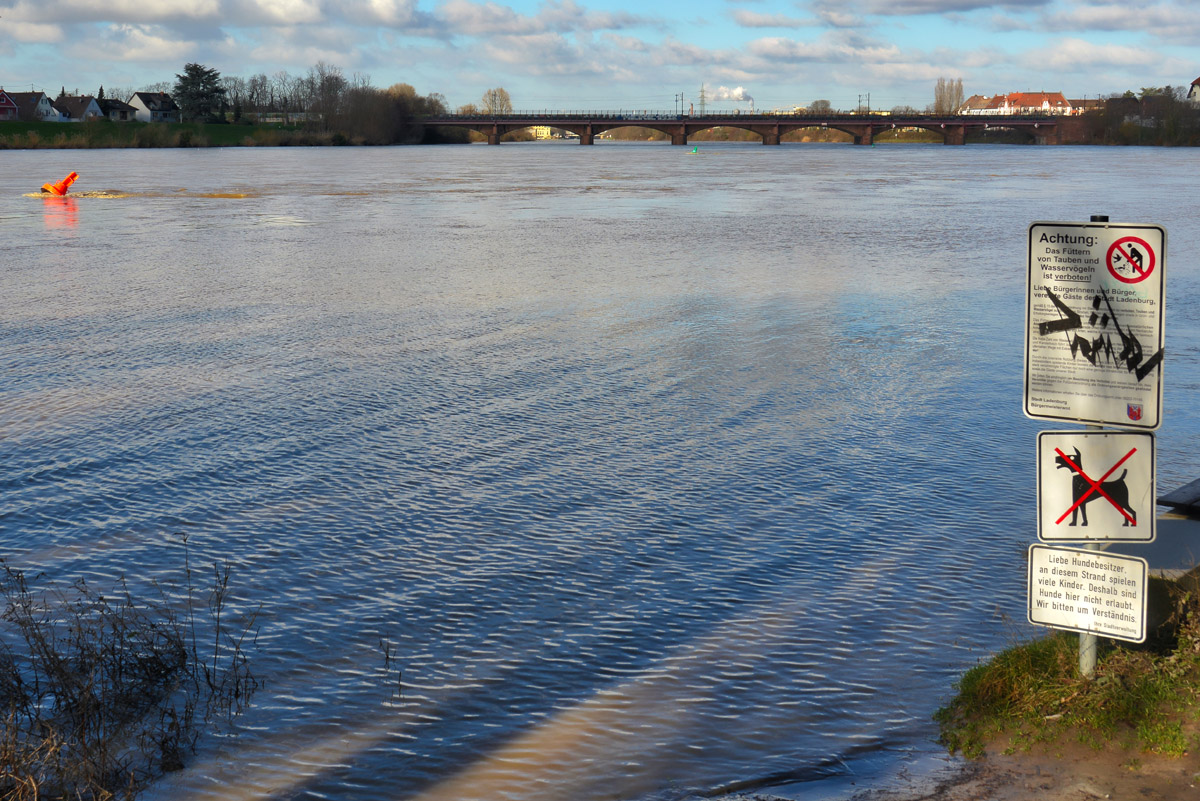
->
1028;544;1147;643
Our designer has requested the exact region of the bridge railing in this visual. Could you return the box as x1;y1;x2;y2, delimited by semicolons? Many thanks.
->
425;110;1060;122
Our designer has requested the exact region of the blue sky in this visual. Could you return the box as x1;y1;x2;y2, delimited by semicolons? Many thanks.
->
1;0;1197;111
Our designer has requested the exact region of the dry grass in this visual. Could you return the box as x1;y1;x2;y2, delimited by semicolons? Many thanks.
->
0;539;258;800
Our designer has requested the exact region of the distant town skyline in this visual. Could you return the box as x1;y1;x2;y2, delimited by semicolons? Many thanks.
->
1;0;1197;112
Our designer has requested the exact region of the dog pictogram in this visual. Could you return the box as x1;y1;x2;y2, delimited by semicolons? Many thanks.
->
1054;446;1137;527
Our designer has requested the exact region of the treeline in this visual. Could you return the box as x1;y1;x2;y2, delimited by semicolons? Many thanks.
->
1074;87;1200;146
155;61;468;145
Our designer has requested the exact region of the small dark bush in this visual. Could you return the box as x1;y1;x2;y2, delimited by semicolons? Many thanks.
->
0;541;258;800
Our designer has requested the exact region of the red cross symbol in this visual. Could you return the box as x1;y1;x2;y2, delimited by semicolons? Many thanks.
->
1054;447;1137;526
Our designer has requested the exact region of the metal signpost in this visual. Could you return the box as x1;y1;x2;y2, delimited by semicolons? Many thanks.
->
1024;217;1165;674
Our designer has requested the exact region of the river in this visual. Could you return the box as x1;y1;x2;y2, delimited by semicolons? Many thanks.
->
3;141;1199;800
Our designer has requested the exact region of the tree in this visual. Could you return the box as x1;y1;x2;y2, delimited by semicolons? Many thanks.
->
481;87;512;115
934;77;964;114
173;63;227;122
307;61;348;131
808;99;832;114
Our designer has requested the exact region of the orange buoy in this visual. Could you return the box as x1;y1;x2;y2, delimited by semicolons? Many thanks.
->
41;172;78;196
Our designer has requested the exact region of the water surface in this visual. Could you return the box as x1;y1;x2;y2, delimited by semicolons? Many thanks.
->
3;142;1200;800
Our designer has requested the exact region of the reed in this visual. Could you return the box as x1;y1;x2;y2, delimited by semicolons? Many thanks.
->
0;538;259;800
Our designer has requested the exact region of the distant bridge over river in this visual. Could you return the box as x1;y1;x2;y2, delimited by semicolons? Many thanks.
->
422;111;1068;146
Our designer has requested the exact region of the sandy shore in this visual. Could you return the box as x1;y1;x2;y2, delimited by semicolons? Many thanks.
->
717;739;1200;801
851;745;1200;801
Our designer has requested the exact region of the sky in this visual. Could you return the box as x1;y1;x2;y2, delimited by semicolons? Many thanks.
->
1;0;1198;112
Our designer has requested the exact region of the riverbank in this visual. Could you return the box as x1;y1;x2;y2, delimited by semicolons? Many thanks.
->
850;737;1200;801
711;743;1199;801
0;119;468;148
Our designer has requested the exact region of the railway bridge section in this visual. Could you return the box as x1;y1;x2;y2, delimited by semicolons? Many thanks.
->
422;112;1063;146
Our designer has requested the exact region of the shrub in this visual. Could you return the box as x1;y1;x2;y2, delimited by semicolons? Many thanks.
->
0;543;258;800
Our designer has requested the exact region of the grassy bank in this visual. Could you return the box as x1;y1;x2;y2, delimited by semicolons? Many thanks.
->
936;577;1200;762
0;119;465;148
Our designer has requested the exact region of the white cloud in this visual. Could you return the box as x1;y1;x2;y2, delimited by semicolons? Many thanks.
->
748;34;903;64
1043;2;1178;32
1028;37;1159;70
732;10;811;28
352;0;421;26
75;23;197;61
5;0;219;25
228;0;325;26
862;0;1047;14
437;0;539;35
0;21;67;42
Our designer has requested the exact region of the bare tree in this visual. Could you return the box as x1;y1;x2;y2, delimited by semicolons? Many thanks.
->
307;61;348;130
272;70;305;123
808;99;832;113
222;75;246;119
934;77;964;114
481;87;512;115
246;73;272;116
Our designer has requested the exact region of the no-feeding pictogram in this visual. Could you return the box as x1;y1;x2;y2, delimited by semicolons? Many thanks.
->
1107;236;1156;284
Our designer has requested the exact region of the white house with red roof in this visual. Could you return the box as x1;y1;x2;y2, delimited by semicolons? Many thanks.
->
1188;77;1200;104
958;92;1075;115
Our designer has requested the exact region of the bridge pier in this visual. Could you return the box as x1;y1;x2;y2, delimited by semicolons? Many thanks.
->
761;132;780;145
670;128;688;146
942;124;966;145
852;125;874;146
486;132;501;145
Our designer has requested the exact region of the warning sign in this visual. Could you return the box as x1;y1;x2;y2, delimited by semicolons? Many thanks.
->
1028;544;1147;643
1036;431;1155;542
1024;221;1165;429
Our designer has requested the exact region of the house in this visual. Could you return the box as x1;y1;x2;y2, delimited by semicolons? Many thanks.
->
958;95;994;115
98;97;137;122
52;95;103;122
1068;98;1104;115
957;92;1075;115
1188;77;1200;104
128;92;180;123
6;91;62;121
0;90;18;121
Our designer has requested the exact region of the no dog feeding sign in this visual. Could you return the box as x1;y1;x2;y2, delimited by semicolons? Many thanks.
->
1024;221;1165;429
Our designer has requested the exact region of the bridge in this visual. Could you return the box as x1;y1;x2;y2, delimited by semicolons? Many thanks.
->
422;111;1065;146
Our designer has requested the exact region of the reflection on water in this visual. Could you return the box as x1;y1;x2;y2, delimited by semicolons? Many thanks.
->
3;145;1200;801
40;194;78;229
